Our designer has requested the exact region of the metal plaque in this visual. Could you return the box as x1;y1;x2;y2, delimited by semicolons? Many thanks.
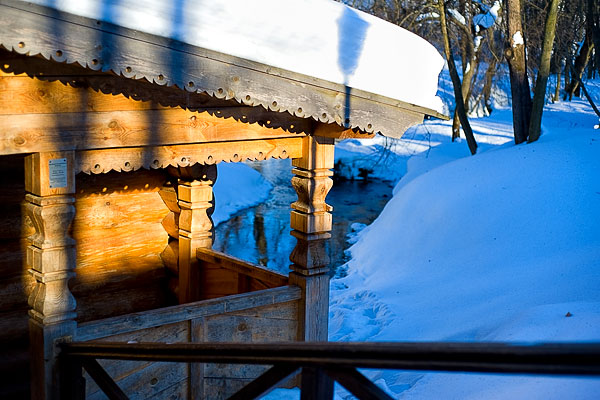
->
49;158;68;188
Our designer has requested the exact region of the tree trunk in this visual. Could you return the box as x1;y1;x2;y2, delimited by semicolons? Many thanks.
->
439;0;477;155
564;58;571;92
528;0;560;143
554;70;561;103
564;33;595;100
452;55;479;141
482;60;498;114
588;0;599;79
451;1;477;142
504;0;532;144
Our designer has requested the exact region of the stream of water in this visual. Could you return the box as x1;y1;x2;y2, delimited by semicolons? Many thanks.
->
213;159;393;276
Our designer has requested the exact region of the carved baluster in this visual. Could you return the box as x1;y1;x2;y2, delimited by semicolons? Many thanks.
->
168;164;217;304
289;136;334;399
24;152;77;400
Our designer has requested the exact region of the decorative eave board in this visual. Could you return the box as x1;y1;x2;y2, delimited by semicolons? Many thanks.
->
0;0;446;139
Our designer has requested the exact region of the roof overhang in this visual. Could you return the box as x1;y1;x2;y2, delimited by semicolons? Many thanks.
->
0;0;446;139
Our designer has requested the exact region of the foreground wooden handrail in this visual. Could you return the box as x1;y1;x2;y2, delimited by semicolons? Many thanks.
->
61;341;600;399
62;341;600;376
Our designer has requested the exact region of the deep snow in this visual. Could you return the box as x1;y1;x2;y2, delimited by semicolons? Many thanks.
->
327;95;600;398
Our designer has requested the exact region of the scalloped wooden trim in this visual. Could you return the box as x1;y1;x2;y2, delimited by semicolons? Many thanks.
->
75;138;303;174
0;1;439;140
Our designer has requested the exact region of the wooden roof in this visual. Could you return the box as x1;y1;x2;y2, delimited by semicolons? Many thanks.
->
0;0;445;140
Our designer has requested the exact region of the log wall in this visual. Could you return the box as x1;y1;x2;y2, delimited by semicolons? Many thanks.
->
0;159;172;397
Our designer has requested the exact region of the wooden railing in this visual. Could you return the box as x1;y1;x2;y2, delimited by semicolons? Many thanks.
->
196;248;289;299
76;285;300;342
60;341;600;400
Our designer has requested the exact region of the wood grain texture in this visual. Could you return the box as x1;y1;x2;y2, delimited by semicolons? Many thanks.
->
0;108;307;156
71;169;170;322
76;286;301;341
289;272;330;342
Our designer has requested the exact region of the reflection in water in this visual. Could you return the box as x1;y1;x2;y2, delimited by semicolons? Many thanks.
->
213;159;392;275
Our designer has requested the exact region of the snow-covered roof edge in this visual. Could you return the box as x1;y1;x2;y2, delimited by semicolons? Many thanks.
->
0;1;447;137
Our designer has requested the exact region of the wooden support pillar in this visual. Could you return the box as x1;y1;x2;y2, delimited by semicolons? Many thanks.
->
162;164;217;304
24;151;77;400
289;136;334;399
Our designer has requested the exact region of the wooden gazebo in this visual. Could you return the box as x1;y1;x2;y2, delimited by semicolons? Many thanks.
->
0;0;444;398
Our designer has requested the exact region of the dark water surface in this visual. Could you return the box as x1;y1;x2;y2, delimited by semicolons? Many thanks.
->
213;159;393;275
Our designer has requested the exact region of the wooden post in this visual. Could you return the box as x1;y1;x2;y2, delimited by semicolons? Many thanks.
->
289;136;334;399
159;180;181;300
173;164;217;304
24;151;77;400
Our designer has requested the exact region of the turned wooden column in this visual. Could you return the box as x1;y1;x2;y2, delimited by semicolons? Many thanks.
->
289;136;334;399
24;152;77;400
161;164;217;304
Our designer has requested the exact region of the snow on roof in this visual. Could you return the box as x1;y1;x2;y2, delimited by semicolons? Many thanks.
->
27;0;444;111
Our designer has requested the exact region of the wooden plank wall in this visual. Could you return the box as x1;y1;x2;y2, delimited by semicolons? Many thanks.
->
0;159;173;397
78;288;300;400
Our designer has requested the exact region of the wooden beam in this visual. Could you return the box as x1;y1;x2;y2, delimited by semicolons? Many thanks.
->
75;137;303;174
0;108;308;155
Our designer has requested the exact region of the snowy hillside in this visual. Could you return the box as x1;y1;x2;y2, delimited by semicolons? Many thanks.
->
327;93;600;398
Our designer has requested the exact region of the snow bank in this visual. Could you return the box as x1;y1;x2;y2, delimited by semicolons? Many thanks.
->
212;163;272;226
29;0;444;110
330;96;600;398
